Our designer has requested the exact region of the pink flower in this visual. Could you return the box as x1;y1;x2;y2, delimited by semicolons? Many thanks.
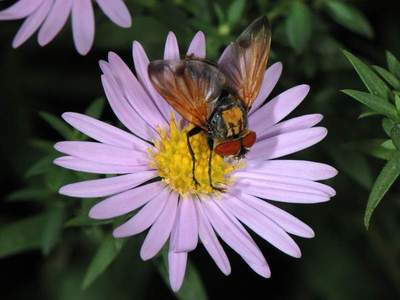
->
54;31;337;291
0;0;132;55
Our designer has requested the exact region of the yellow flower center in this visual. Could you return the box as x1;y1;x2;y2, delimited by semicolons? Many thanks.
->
148;116;241;196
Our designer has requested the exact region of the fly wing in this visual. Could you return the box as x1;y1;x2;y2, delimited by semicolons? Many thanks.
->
218;16;271;110
148;59;226;129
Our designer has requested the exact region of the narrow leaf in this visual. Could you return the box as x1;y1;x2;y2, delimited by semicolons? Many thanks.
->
364;151;400;228
372;65;400;90
82;235;125;289
386;51;400;79
395;93;400;112
329;147;373;189
227;0;245;26
39;111;73;139
41;204;65;255
349;139;395;161
325;0;373;38
85;97;105;118
342;50;391;99
25;155;56;178
7;188;52;203
358;109;380;119
382;118;395;136
0;215;46;258
390;124;400;150
341;89;398;120
286;1;312;54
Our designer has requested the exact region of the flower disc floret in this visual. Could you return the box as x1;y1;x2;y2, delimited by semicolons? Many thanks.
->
149;116;238;195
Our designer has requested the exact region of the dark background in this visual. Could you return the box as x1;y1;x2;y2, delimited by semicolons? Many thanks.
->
1;0;399;299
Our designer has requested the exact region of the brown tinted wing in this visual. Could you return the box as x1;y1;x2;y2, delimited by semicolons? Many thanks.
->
148;59;225;129
218;16;271;110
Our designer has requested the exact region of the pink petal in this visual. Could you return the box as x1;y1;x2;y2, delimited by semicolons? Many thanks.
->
140;192;178;260
207;198;270;277
168;250;188;292
54;156;150;174
249;62;283;114
187;31;206;58
132;41;176;121
194;198;231;275
234;172;336;197
38;0;73;46
59;170;156;198
234;179;330;204
12;0;52;48
0;0;44;20
171;195;198;252
247;127;328;160
113;188;169;237
107;52;167;129
246;262;271;278
54;141;147;166
96;0;132;28
72;0;95;55
202;198;265;266
62;112;149;151
164;32;180;60
221;194;302;258
231;192;314;238
257;114;323;141
245;159;338;181
249;84;310;133
89;181;165;219
100;73;156;140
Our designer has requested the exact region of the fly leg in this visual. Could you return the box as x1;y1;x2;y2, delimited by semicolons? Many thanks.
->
187;127;203;187
207;137;225;192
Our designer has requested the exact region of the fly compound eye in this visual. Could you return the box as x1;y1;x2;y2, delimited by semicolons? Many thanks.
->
242;131;256;148
214;140;241;157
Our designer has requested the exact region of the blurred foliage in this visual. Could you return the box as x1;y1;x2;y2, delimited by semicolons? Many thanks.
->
342;50;400;228
1;0;400;299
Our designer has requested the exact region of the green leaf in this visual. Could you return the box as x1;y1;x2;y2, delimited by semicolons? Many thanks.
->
286;1;312;54
381;139;396;150
390;124;400;150
213;3;225;24
227;0;245;26
29;139;54;153
395;93;400;112
329;147;373;189
342;50;391;99
386;51;400;79
85;98;105;118
350;139;395;161
155;250;208;300
364;151;400;228
39;111;73;139
358;109;380;119
372;65;400;90
0;214;46;258
341;89;398;120
41;204;65;255
7;188;52;203
382;118;395;136
325;0;373;38
25;155;56;178
82;235;125;289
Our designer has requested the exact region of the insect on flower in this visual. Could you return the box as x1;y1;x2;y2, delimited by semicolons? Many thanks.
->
148;16;271;191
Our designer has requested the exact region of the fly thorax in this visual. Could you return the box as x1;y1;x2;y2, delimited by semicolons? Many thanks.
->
208;97;247;139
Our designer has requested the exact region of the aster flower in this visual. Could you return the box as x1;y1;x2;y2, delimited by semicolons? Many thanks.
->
54;31;337;291
0;0;132;55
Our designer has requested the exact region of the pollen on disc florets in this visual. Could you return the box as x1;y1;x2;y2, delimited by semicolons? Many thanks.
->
148;115;240;196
